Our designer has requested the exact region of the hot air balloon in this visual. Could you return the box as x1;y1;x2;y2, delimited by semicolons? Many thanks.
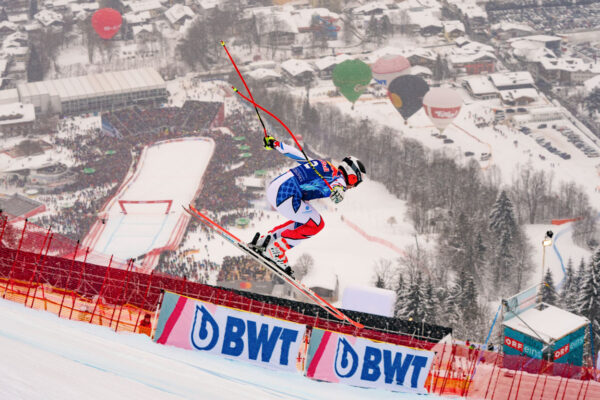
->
423;88;462;133
332;59;372;107
92;8;122;40
371;55;410;87
387;75;429;123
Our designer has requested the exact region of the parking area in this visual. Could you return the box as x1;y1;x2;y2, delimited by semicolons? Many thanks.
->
517;120;599;161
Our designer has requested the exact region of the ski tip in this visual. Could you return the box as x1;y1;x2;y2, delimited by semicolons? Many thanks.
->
220;40;225;46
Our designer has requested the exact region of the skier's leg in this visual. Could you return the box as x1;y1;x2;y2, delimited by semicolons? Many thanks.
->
265;172;324;249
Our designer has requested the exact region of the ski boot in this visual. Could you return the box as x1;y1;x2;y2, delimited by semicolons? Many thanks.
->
266;237;294;278
249;233;294;278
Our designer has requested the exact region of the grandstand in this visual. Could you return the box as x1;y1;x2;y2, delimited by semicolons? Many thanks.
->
101;100;224;138
6;67;167;115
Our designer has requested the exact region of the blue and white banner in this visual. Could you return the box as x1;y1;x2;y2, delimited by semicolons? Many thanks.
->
154;291;306;372
306;329;434;393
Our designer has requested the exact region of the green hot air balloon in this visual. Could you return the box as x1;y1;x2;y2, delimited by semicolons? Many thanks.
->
387;75;429;123
332;59;372;107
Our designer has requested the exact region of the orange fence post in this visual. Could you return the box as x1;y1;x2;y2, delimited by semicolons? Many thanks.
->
89;255;113;324
58;240;80;318
69;247;90;320
439;344;457;395
432;342;449;394
133;271;154;334
112;259;134;331
25;231;53;308
490;354;505;400
2;219;28;297
484;351;500;399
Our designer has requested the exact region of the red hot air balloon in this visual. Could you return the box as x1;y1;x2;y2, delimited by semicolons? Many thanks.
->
423;87;463;133
92;8;122;40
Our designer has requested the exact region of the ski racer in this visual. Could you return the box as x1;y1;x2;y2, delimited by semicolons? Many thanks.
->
250;135;366;276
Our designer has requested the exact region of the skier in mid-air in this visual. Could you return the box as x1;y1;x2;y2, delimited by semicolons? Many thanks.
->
250;135;366;277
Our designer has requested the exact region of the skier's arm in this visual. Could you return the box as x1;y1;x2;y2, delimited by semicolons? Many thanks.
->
264;136;305;162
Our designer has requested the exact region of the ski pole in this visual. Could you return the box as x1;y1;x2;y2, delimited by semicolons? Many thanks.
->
220;41;268;138
232;87;333;191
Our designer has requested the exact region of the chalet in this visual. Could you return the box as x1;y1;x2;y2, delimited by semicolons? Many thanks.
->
461;75;498;100
312;54;351;79
0;21;18;40
406;48;437;69
254;12;297;46
164;4;195;29
124;0;164;18
34;9;64;29
490;22;535;40
443;20;465;40
499;88;538;106
280;59;314;86
448;51;496;75
537;57;600;86
489;71;535;91
247;68;281;86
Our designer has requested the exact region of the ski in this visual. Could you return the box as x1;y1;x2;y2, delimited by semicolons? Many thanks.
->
183;204;364;329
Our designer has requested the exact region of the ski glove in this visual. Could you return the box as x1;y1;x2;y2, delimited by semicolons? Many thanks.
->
330;185;344;204
263;136;277;150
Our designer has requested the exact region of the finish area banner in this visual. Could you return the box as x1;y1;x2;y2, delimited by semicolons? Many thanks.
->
306;329;434;393
154;291;306;372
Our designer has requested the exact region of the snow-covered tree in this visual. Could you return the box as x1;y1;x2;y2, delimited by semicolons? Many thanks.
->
404;270;426;321
541;269;557;306
394;273;407;318
489;190;517;236
577;248;600;349
561;258;578;312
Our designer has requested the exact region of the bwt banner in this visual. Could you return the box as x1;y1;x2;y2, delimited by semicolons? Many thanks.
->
154;291;306;372
305;329;434;394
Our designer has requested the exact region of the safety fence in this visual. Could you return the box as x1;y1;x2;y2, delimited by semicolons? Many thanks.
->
1;213;600;398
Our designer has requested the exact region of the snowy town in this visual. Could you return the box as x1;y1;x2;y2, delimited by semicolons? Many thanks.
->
0;0;599;399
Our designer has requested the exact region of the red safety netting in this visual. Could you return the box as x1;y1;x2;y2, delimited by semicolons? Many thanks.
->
1;214;599;398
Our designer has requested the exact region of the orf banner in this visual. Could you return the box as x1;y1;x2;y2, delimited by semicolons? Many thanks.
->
154;291;306;372
306;329;433;394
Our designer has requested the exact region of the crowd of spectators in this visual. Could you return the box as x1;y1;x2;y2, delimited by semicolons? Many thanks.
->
488;2;600;32
217;255;270;282
102;101;223;138
30;101;224;241
157;249;218;285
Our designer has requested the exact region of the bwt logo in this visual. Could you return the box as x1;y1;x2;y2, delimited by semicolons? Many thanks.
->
334;337;428;387
191;305;299;365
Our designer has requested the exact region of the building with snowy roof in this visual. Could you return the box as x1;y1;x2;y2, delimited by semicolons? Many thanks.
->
503;303;589;367
443;20;465;39
312;54;351;79
489;71;535;91
462;75;499;100
280;59;314;86
499;88;539;106
12;67;166;115
448;51;496;75
537;57;600;86
34;9;64;28
164;4;195;28
124;0;163;16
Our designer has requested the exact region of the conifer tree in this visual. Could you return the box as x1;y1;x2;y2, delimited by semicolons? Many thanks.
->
394;273;407;318
561;258;577;312
541;269;557;306
404;270;426;321
423;277;437;323
577;248;600;349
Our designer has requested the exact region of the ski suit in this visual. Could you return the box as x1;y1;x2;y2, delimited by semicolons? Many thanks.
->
266;141;346;249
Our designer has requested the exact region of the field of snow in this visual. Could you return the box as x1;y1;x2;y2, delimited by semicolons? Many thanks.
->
0;298;454;400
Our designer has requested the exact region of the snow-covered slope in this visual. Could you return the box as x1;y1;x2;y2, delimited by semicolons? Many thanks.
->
0;299;452;400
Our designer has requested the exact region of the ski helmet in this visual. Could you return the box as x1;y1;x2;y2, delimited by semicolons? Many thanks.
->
338;156;366;188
